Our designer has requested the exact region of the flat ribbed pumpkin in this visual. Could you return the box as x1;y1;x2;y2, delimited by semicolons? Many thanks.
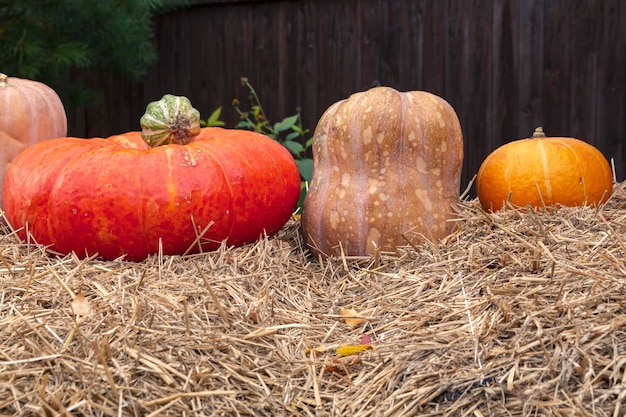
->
0;72;67;209
3;95;301;261
476;127;613;211
301;86;464;257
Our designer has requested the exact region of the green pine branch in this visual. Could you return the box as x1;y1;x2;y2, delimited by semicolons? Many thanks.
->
0;0;187;106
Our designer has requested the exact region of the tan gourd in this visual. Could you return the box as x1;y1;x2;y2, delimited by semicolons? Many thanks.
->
301;86;463;257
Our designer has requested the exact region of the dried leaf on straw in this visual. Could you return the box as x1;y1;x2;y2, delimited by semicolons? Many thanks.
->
306;345;328;354
340;307;369;326
71;293;93;317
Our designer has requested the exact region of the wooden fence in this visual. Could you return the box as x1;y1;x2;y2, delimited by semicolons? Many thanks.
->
70;0;626;189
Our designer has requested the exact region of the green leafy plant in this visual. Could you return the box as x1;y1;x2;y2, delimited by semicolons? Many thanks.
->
200;77;314;208
200;107;226;128
232;77;314;187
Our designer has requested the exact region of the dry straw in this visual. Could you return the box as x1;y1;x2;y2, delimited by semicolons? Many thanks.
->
2;184;626;416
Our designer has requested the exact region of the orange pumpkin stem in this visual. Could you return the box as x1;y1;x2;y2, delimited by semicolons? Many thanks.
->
532;126;545;138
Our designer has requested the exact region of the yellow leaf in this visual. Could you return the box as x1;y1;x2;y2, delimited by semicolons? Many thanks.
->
71;293;93;317
336;344;374;356
340;307;369;326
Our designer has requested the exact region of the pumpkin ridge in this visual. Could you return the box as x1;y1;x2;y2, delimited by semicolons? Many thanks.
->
16;80;66;144
46;140;106;252
200;129;301;243
144;146;175;252
303;101;341;254
592;144;614;201
557;138;588;204
397;92;410;234
537;138;553;202
64;143;142;257
29;87;63;139
191;139;236;242
348;92;368;253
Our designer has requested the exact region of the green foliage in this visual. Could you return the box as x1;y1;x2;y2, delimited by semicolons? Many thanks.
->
232;77;314;184
200;106;226;128
199;78;314;208
0;0;187;105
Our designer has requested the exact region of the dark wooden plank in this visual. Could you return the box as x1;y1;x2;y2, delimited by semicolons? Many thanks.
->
420;0;447;97
67;0;626;187
567;0;600;143
444;0;472;184
492;0;516;144
542;0;571;136
597;0;626;180
513;0;544;138
461;0;497;182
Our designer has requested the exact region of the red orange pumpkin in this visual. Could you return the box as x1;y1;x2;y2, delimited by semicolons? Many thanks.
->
3;95;301;261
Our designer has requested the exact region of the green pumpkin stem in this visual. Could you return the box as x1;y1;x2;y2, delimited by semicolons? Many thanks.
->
140;94;201;146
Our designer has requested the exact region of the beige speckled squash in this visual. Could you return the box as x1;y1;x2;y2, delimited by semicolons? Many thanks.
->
301;86;463;257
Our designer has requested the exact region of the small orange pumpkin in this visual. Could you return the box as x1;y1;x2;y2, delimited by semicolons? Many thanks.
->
0;72;67;208
476;127;613;211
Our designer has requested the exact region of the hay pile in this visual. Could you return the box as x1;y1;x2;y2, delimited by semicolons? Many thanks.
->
2;185;626;417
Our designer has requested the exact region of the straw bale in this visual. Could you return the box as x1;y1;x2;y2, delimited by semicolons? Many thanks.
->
2;183;626;416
